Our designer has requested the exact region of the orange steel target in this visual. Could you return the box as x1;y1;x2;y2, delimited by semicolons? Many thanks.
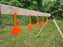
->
27;14;32;30
11;13;20;35
46;16;48;25
36;15;39;27
42;16;44;26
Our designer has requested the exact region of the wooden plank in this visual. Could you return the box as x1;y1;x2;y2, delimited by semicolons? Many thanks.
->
0;4;51;16
53;19;63;38
0;4;1;15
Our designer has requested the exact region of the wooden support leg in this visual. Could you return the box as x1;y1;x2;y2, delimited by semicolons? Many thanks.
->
36;22;46;37
53;19;63;38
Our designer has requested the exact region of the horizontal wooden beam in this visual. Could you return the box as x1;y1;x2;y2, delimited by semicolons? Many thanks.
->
0;4;51;16
0;6;1;14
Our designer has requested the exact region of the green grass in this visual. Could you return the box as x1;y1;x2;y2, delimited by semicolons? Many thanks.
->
0;19;63;47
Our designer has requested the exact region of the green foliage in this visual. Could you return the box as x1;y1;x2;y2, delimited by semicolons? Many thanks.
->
43;0;63;17
31;16;37;24
0;15;14;27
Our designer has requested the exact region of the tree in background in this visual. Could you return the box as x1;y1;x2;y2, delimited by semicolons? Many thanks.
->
43;0;63;18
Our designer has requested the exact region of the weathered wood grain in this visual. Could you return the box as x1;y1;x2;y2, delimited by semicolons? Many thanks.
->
0;4;1;15
0;4;51;16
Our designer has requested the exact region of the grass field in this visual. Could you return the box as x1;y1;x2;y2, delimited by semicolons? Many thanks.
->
0;19;63;47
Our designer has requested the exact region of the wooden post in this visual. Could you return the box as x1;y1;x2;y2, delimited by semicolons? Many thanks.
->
53;19;63;38
36;20;47;37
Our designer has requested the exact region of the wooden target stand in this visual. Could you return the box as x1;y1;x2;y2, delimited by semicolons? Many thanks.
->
0;4;63;38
